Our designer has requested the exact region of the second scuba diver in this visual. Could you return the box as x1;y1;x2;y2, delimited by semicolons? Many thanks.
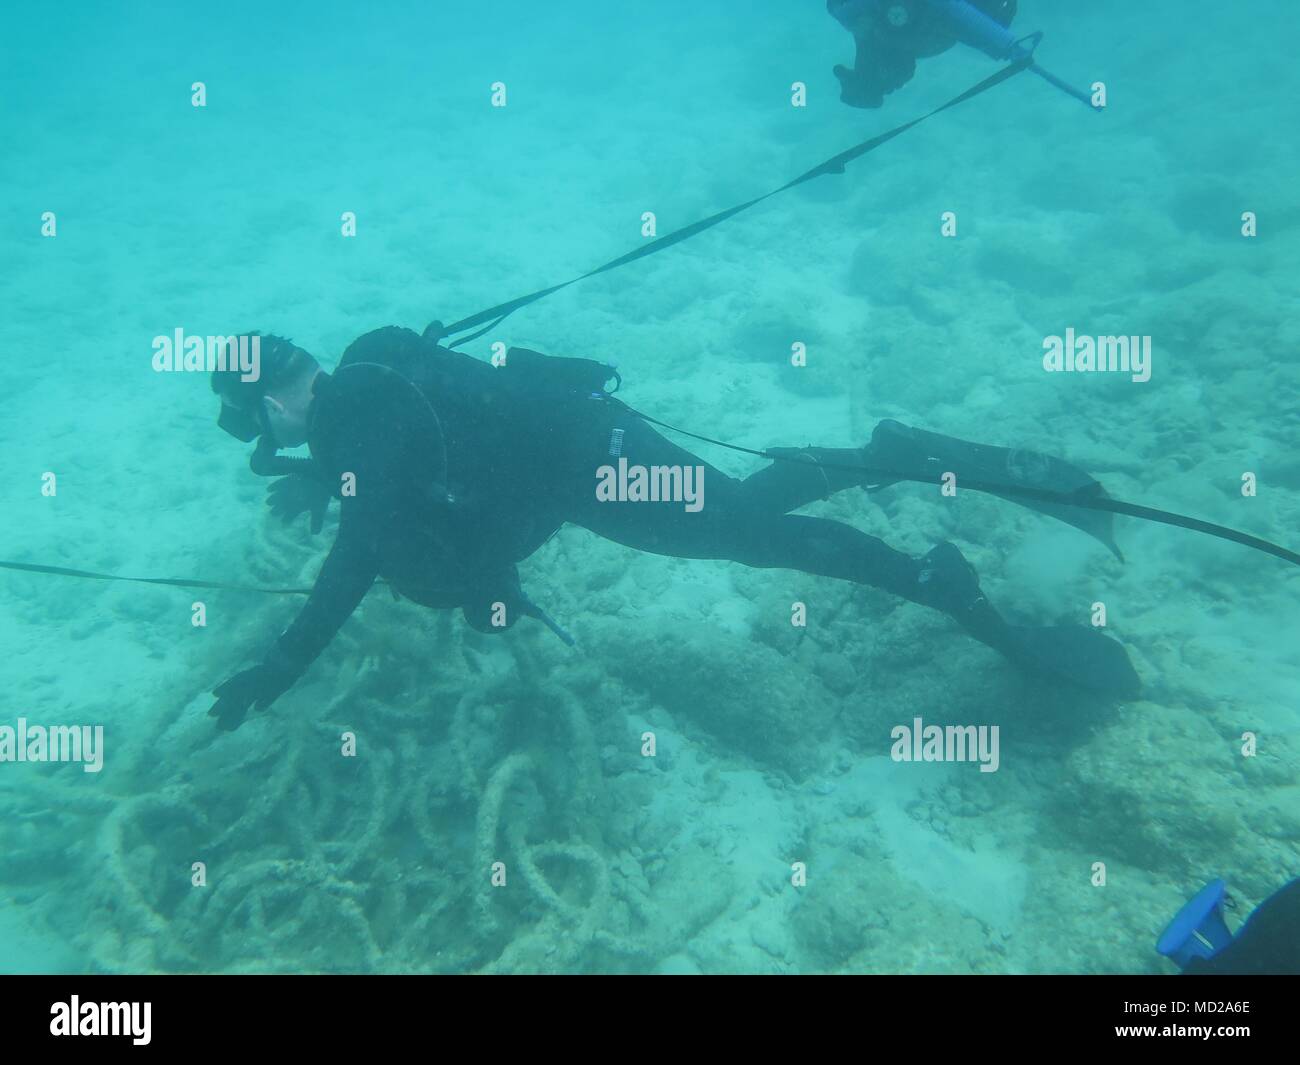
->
828;0;1019;108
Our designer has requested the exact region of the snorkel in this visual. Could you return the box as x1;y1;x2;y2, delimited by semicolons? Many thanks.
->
921;0;1100;109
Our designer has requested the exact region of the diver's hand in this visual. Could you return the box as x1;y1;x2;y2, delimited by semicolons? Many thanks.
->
208;657;296;731
266;475;332;534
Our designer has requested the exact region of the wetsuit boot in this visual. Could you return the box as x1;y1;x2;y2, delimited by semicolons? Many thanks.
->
910;542;1140;698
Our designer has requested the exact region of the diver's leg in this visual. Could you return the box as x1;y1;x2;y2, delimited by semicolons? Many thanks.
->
561;413;1138;696
577;488;1137;696
736;446;873;514
864;419;1123;558
570;481;931;605
745;421;1123;560
563;418;1137;696
560;416;921;593
738;414;1107;512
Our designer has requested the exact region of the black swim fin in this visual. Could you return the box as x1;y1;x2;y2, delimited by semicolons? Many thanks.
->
913;543;1140;699
999;624;1141;700
867;420;1125;561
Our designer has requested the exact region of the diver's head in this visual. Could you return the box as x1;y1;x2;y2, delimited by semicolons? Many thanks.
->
211;334;321;448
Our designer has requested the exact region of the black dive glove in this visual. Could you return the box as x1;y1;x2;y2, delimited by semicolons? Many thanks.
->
266;474;332;534
208;652;299;731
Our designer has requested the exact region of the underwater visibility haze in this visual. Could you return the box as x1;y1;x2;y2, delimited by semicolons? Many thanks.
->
0;0;1297;977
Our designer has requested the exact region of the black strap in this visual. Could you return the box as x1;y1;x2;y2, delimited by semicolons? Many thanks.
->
438;58;1033;345
6;391;1297;600
0;559;313;596
606;398;1300;569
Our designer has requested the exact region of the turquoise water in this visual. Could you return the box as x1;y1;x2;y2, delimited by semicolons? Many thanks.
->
0;1;1297;974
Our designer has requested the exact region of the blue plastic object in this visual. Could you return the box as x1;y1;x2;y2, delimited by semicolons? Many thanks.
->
1157;879;1235;967
923;0;1100;108
923;0;1025;60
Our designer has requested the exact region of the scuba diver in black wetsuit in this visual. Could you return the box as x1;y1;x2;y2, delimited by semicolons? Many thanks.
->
828;0;1018;108
207;328;1139;731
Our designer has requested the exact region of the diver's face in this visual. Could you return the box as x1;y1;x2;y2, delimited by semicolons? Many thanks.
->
261;392;311;449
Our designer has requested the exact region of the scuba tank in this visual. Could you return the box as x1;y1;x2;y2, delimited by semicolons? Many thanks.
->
921;0;1099;108
494;346;621;400
921;0;1022;60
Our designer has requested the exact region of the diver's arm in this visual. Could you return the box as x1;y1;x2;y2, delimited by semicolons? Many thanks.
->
248;435;324;479
209;360;423;729
274;515;380;667
208;512;380;730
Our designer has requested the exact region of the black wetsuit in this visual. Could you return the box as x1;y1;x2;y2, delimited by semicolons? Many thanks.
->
272;326;925;680
210;325;1138;729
